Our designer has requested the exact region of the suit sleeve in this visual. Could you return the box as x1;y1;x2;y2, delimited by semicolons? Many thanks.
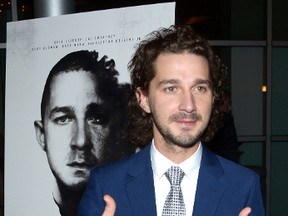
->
247;174;265;216
78;170;105;216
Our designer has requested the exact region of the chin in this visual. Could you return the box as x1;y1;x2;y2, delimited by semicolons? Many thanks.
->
57;172;89;191
65;177;88;192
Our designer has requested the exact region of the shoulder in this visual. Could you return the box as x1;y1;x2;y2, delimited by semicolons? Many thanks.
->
216;155;261;194
202;145;259;182
218;155;258;179
90;144;151;180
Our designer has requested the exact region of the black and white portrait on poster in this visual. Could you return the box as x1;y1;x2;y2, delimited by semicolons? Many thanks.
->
5;3;175;215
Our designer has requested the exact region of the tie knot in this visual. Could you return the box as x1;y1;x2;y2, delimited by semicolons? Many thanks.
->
165;166;185;186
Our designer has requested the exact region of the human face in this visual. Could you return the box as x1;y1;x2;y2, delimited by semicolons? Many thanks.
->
35;71;111;191
138;53;213;154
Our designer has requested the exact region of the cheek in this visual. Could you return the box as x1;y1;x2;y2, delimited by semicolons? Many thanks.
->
203;100;213;117
45;125;72;150
45;142;67;169
151;95;175;112
89;127;111;160
89;126;110;146
45;137;69;158
196;96;213;112
47;124;71;136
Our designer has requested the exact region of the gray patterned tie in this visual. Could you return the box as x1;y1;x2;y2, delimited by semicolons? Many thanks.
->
162;166;186;216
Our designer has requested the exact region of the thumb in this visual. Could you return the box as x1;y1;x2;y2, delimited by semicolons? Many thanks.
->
102;194;116;216
239;207;252;216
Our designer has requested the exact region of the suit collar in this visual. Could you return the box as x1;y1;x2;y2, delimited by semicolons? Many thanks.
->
193;146;226;216
125;144;157;216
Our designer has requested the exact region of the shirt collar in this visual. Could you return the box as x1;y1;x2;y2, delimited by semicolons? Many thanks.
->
151;139;202;180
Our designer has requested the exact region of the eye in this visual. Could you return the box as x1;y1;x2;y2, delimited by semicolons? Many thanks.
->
87;114;108;126
54;116;73;125
164;86;177;93
194;85;208;93
197;86;206;91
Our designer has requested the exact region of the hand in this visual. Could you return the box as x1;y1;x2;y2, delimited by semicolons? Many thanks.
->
239;207;251;216
102;195;116;216
101;195;250;216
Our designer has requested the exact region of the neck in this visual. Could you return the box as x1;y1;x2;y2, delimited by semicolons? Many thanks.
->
53;180;84;216
154;138;200;164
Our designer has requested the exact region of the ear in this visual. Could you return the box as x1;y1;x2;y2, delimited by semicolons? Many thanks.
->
136;87;151;113
34;120;47;151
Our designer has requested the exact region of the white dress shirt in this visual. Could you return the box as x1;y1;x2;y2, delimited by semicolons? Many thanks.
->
151;140;202;216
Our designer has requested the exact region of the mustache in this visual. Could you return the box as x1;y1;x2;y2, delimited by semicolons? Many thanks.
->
67;150;99;166
168;112;201;122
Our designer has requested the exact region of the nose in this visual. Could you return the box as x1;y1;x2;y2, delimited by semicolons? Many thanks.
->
178;91;196;113
71;119;92;149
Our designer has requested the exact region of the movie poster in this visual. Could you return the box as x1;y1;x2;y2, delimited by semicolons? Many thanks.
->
5;3;175;215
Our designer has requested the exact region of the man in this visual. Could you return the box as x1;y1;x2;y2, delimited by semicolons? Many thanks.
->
34;50;135;216
78;25;265;216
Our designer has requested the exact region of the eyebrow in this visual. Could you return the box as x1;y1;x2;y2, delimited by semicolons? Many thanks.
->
49;106;74;119
86;103;111;115
158;79;180;86
194;79;211;86
48;102;112;119
158;78;211;86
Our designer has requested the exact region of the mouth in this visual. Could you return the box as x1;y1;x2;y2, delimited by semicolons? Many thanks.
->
175;119;197;129
67;161;94;170
176;118;197;123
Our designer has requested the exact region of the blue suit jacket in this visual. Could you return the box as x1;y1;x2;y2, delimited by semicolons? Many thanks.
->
78;144;265;216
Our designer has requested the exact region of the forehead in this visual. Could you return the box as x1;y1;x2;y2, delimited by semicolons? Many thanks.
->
153;53;210;79
47;70;101;110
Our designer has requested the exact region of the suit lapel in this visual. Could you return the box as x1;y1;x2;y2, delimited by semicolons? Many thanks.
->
192;146;226;216
122;145;226;216
125;145;157;216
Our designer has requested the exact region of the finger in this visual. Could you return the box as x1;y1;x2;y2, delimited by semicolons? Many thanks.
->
102;194;116;216
239;207;252;216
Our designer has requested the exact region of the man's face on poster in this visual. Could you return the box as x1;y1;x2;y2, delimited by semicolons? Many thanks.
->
35;70;112;191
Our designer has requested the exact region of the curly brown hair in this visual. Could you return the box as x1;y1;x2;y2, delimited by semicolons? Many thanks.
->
128;25;228;148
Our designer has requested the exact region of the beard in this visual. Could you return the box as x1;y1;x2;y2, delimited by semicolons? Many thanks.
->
153;112;209;149
53;167;89;193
